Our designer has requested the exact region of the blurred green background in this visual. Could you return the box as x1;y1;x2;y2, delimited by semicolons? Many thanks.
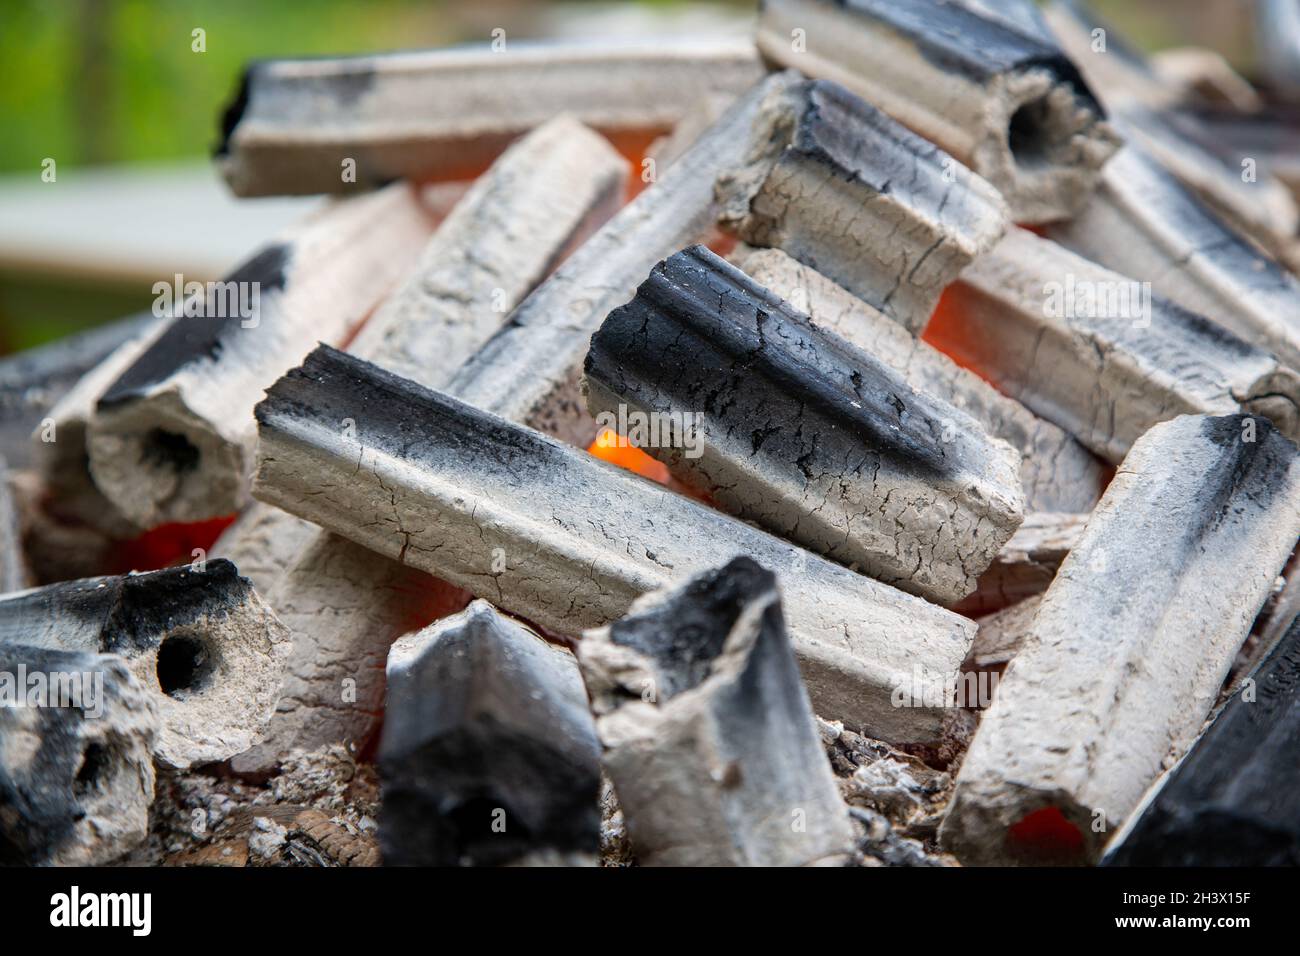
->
0;0;1262;354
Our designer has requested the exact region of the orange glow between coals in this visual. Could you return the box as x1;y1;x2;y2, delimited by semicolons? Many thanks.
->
588;428;672;484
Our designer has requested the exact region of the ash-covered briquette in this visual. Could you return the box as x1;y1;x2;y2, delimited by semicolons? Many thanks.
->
756;0;1120;223
0;313;153;471
715;77;1007;333
446;72;794;448
940;414;1300;866
934;228;1300;464
0;560;289;769
227;117;624;775
82;183;438;529
0;643;157;865
737;248;1105;514
379;601;601;866
1047;146;1300;373
217;37;763;196
0;456;29;592
253;345;974;745
584;245;1025;606
579;558;854;866
1103;614;1300;866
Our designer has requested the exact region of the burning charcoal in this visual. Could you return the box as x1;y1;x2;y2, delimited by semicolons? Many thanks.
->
1046;147;1300;373
0;643;158;865
1103;615;1300;866
0;560;290;769
737;247;1105;514
218;37;762;196
932;227;1300;463
968;595;1041;671
0;313;154;470
715;78;1007;333
230;118;624;773
0;457;29;593
756;0;1120;223
578;557;854;866
446;72;795;447
584;245;1025;606
253;346;974;744
379;600;601;866
210;503;317;597
83;184;438;529
956;512;1085;616
940;414;1300;865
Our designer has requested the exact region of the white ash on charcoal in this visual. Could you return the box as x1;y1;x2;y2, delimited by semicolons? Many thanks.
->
968;595;1041;672
1103;614;1300;866
584;245;1025;606
210;502;317;598
756;0;1121;223
0;560;289;769
133;744;380;867
598;777;635;868
1046;146;1300;374
446;72;792;448
218;37;762;196
379;601;601;867
579;558;854;866
737;247;1105;514
230;118;623;774
0;643;158;865
956;511;1086;616
933;228;1300;464
253;346;974;744
941;414;1300;865
715;77;1007;333
84;183;439;529
0;312;154;470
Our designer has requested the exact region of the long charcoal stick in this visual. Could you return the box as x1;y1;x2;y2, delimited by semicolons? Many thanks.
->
0;560;289;769
738;247;1105;513
445;72;794;448
756;0;1120;223
253;346;975;744
1046;147;1300;373
584;245;1025;605
715;78;1007;333
218;37;762;196
84;184;439;528
932;228;1300;463
579;558;855;866
940;414;1300;865
1102;615;1300;866
231;118;626;772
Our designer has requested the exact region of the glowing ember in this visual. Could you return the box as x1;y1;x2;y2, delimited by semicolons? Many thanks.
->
1006;806;1086;862
587;428;671;484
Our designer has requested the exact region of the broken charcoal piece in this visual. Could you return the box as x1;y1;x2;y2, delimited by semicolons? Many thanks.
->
379;600;601;866
579;557;855;866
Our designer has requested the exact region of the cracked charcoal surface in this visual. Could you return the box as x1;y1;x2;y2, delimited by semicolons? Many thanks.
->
1047;146;1300;374
253;344;974;743
941;414;1300;865
0;560;290;769
937;227;1300;465
580;558;855;866
585;245;1025;605
219;38;763;196
1103;614;1300;866
0;644;157;865
738;247;1105;514
756;0;1119;223
716;77;1007;332
379;601;601;866
84;184;436;527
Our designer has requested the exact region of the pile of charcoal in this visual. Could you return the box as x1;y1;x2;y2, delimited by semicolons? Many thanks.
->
1;0;1298;868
